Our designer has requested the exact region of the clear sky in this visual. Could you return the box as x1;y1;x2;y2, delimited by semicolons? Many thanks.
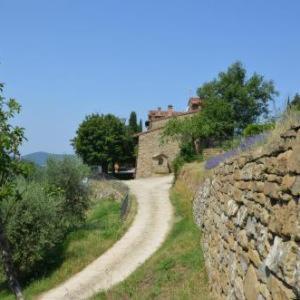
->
1;0;299;155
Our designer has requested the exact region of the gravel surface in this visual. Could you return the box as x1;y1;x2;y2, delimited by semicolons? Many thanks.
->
39;175;174;300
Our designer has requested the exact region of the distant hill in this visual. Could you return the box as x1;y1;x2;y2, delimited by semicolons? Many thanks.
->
22;152;74;166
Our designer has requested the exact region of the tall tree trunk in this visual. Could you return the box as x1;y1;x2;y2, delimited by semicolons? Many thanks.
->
0;223;24;300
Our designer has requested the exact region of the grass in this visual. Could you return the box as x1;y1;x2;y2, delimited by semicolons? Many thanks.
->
94;163;210;300
263;108;300;151
0;194;137;300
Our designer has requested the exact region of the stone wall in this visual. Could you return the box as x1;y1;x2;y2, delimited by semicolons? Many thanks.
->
194;124;300;300
135;128;180;178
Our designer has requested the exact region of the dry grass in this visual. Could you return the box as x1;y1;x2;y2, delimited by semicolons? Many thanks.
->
263;109;300;151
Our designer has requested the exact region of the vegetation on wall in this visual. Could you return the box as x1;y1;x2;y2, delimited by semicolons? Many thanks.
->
242;122;275;137
288;93;300;111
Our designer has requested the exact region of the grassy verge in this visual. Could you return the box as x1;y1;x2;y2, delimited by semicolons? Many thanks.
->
0;194;137;300
95;164;210;300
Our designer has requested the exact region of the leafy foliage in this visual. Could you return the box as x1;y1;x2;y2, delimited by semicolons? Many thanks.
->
242;122;275;137
162;98;234;152
46;157;91;226
72;114;134;171
162;62;278;169
205;134;267;170
128;111;139;133
289;93;300;111
2;178;66;279
0;82;26;298
1;157;92;283
197;61;278;131
0;83;25;200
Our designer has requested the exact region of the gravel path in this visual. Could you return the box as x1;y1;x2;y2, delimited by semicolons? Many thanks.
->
40;175;174;300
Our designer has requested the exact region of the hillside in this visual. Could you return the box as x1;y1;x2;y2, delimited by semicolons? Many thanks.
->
22;152;74;166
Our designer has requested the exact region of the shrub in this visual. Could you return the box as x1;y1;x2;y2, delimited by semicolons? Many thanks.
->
172;155;185;180
2;178;66;279
205;134;267;170
46;157;91;227
243;122;274;137
171;141;201;179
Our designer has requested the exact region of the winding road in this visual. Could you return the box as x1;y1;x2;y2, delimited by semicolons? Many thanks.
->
40;175;174;300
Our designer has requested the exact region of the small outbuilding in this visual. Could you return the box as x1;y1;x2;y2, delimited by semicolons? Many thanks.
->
152;153;170;174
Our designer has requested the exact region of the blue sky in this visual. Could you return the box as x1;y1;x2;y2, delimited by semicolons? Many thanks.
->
1;0;299;154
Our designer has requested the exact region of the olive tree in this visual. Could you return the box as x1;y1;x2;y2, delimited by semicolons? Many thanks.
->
0;82;25;299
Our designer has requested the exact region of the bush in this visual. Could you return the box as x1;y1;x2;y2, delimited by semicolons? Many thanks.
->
172;155;185;179
46;157;91;227
243;122;274;137
2;178;66;279
205;134;267;170
172;142;198;179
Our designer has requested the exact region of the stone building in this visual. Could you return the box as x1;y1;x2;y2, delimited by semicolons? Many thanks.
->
135;97;202;178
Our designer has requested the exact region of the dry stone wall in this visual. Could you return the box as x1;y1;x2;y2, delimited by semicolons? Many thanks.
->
194;124;300;300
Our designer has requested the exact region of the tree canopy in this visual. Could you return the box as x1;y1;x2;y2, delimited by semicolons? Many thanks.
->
72;114;134;172
290;93;300;111
197;61;278;131
163;62;278;155
162;98;234;151
0;82;25;299
128;111;139;133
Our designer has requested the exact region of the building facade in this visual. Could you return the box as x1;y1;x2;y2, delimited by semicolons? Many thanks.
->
135;97;201;178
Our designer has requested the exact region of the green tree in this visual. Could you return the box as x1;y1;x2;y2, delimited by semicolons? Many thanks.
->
72;114;132;172
162;98;234;152
2;178;66;280
197;61;278;131
128;111;139;133
46;157;90;226
138;119;143;132
242;122;275;137
290;93;300;110
0;82;25;299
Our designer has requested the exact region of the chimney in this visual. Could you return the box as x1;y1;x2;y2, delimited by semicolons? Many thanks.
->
167;105;174;116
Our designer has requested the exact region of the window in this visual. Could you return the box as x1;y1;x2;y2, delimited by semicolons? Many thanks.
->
158;157;164;165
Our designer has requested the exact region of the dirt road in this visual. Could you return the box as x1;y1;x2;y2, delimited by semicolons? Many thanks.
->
40;175;173;300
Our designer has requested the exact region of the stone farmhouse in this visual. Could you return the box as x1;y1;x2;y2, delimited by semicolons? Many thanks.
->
135;97;202;178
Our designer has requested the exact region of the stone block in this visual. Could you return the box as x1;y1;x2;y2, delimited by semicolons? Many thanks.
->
267;274;296;300
263;182;281;199
265;237;300;290
243;265;260;300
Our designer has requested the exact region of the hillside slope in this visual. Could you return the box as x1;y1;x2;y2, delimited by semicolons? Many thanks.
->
22;152;74;166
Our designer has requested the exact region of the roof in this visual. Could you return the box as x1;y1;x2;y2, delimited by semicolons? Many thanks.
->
150;110;198;123
188;97;201;105
134;110;199;137
152;153;168;159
